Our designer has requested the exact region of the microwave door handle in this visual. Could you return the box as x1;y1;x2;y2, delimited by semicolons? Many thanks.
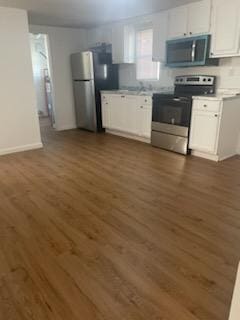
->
191;40;196;62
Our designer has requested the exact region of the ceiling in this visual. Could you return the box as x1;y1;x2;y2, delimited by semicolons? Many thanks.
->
0;0;199;28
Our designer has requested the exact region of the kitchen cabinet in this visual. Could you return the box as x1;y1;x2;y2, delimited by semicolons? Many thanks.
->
152;11;168;62
189;97;240;161
168;6;188;39
137;105;152;139
112;24;135;64
188;0;211;36
167;0;211;39
210;0;240;58
101;93;152;142
190;111;220;154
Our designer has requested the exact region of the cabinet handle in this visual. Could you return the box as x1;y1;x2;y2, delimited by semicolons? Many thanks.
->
121;95;125;98
214;114;218;117
203;104;207;108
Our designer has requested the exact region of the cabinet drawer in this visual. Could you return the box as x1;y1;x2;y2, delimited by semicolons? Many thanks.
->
193;100;221;112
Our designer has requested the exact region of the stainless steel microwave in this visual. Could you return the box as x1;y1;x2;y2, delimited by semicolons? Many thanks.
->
166;35;218;68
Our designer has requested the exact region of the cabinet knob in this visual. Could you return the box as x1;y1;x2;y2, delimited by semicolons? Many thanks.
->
203;104;207;108
184;33;187;36
121;95;125;98
214;114;218;117
189;32;192;35
210;52;214;56
140;106;143;109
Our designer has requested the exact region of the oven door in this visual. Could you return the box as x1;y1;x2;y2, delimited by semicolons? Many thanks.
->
152;96;192;133
151;96;192;154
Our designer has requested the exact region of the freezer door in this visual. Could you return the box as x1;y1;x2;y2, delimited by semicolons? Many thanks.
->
73;80;97;132
71;52;94;80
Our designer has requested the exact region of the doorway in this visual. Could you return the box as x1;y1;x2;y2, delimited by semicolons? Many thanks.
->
30;33;55;131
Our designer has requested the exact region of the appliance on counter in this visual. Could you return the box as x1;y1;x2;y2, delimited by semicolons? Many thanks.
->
151;75;216;155
71;50;118;132
166;35;219;68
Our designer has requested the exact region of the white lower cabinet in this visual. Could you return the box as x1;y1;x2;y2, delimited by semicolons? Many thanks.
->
189;97;240;161
101;93;152;142
190;111;220;154
137;105;152;139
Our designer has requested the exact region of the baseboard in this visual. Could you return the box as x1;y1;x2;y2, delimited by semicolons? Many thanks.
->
0;142;43;156
56;124;77;131
229;263;240;320
106;129;151;144
191;150;219;162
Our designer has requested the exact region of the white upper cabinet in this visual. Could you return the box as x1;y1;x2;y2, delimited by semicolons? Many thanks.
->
168;6;188;39
188;0;211;36
152;11;168;62
210;0;240;57
112;24;135;64
168;0;211;39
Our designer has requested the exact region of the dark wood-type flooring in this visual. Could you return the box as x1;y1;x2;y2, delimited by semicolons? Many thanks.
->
0;119;240;320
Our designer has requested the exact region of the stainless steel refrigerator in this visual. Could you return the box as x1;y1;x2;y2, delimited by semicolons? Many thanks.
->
71;50;119;132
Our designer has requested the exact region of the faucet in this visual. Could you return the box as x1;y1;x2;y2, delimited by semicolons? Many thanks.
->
139;81;145;92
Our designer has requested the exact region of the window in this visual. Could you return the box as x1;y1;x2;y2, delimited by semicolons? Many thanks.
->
136;29;160;81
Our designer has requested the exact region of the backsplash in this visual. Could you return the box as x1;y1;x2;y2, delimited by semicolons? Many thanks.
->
119;56;240;90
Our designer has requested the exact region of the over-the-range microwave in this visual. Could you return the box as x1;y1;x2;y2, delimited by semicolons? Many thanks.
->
166;35;219;68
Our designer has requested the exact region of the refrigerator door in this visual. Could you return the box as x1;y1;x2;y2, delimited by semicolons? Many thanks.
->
71;52;94;80
73;80;97;131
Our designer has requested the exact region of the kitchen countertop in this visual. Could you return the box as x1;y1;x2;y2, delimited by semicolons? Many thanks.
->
101;90;173;96
193;94;240;101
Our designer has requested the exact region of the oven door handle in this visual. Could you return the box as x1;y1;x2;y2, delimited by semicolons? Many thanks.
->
173;97;189;102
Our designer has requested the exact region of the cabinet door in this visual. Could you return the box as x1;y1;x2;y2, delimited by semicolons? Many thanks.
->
102;101;110;128
188;0;211;36
137;106;152;139
122;96;138;134
152;11;168;62
168;6;188;39
112;25;125;64
108;95;125;131
189;111;220;154
211;0;240;57
112;24;135;64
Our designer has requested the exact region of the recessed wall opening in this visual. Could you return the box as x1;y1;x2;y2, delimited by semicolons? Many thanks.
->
30;33;55;132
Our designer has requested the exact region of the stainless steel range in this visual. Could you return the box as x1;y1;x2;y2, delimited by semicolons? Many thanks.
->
151;75;216;155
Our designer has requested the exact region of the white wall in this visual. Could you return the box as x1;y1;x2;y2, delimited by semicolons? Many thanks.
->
0;7;42;156
30;25;88;131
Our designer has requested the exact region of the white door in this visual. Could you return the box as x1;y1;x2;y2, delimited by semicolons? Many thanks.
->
189;111;220;154
211;0;240;57
168;5;188;39
188;0;211;36
137;106;152;139
152;11;168;62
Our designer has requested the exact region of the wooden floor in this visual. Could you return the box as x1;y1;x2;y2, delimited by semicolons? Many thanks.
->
0;120;240;320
